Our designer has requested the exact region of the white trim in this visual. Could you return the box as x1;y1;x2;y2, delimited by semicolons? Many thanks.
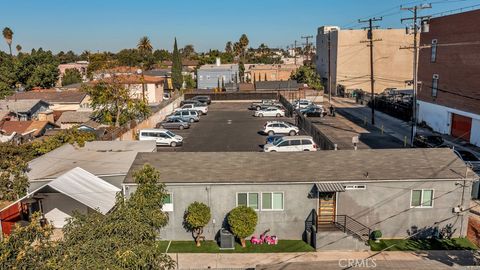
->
410;189;435;208
236;192;260;211
162;193;174;212
260;192;285;211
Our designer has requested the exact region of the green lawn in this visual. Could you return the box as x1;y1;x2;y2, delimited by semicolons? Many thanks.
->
158;240;315;253
369;238;478;251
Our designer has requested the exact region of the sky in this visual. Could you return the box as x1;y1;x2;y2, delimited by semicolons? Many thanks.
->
1;0;479;54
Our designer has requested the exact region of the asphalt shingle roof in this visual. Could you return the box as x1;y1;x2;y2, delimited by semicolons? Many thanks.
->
124;148;474;184
56;111;92;124
7;91;87;104
0;99;48;113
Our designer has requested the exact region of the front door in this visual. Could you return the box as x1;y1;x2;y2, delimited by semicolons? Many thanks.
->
318;192;336;225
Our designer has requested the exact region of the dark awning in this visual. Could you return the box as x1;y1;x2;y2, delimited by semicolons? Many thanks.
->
316;183;345;192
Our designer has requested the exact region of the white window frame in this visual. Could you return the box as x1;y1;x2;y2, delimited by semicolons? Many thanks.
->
236;192;260;210
344;185;366;190
162;193;173;212
410;189;434;208
260;192;285;211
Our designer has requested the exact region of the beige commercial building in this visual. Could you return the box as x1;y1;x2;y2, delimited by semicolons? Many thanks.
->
316;26;413;95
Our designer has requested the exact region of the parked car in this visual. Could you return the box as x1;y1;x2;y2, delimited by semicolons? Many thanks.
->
263;136;318;152
302;106;327;117
175;103;208;115
265;134;284;144
191;95;211;105
180;99;207;106
168;110;200;123
254;107;285;118
156;117;190;130
263;121;299;136
138;129;183;147
293;99;313;109
454;149;480;174
413;134;447;148
249;99;281;110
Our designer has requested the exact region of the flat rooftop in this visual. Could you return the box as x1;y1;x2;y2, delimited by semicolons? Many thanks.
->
28;140;156;182
124;148;472;184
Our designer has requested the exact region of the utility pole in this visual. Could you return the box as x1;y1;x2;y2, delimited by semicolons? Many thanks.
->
327;31;331;103
401;4;431;146
358;17;382;125
301;35;313;62
294;40;298;65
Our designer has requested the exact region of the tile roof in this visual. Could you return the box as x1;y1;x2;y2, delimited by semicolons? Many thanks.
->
0;121;57;137
124;148;474;184
7;91;87;104
0;99;49;113
56;111;92;124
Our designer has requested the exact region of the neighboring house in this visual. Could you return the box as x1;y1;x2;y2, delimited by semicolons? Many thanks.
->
57;61;89;86
92;66;138;80
247;64;299;82
316;26;413;95
0;167;120;235
197;59;239;89
417;9;480;147
0;120;59;143
0;99;50;121
56;111;92;129
123;149;476;250
255;80;302;91
26;141;157;191
100;74;165;104
7;90;91;112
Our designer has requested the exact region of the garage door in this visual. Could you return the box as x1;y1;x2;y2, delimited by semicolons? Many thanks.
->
451;113;472;142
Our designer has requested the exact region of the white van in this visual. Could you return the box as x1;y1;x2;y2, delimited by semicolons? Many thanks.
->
138;129;183;147
263;136;318;152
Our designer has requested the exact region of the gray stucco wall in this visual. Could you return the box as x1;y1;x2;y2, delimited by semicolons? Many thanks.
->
123;179;471;242
197;67;239;89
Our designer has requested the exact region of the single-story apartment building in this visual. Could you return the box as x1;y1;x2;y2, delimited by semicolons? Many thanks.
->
197;59;239;90
123;148;477;250
7;90;91;112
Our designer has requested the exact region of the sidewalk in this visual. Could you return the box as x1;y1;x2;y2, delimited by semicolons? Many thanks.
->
171;250;478;269
330;96;480;157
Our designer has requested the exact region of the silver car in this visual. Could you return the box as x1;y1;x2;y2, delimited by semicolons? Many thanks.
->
168;110;199;123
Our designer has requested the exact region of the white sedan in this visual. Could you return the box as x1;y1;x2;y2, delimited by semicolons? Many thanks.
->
254;107;285;117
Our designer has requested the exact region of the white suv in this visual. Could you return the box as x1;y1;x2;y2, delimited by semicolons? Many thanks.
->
263;136;318;152
175;103;208;115
294;99;313;109
263;121;299;136
138;129;183;147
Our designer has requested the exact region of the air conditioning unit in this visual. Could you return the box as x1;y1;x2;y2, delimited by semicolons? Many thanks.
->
219;228;235;250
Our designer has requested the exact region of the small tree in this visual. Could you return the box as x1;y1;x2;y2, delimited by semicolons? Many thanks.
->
184;202;211;247
227;205;258;247
62;68;82;86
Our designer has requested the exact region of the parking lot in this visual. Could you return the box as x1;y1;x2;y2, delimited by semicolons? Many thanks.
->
154;102;296;152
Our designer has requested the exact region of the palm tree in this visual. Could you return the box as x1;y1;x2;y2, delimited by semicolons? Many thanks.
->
225;41;232;54
137;36;153;54
2;27;14;56
15;44;22;54
239;34;249;61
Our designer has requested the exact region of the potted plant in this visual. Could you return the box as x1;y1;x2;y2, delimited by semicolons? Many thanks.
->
371;230;382;243
184;202;211;247
227;205;258;248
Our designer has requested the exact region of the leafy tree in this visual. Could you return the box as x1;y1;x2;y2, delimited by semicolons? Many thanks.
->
184;202;211;246
225;41;233;54
0;212;57;269
183;74;195;89
2;27;13;56
26;63;59;89
62;68;83;86
239;61;245;83
290;65;323;90
181;44;196;60
14;48;60;90
239;34;249;61
115;49;142;67
56;50;79;64
233;42;242;57
0;51;17;98
171;38;183;90
15;44;21;54
31;128;96;155
227;205;258;247
137;36;153;55
86;52;116;78
83;76;151;127
153;49;171;62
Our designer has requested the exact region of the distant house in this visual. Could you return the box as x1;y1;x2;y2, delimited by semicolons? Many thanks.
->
100;74;166;104
123;149;476;250
26;140;157;191
57;61;89;86
0;120;59;143
197;59;239;90
0;167;120;235
247;64;299;82
255;80;301;91
56;111;92;129
0;99;50;121
7;90;91;112
92;66;138;80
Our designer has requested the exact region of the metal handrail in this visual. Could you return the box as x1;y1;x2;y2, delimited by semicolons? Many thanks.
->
333;215;372;242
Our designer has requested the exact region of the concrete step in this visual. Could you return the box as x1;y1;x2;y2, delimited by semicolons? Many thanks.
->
316;230;369;251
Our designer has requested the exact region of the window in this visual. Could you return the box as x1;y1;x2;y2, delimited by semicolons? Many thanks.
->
237;192;259;210
261;192;284;211
277;141;289;147
302;139;313;145
344;185;366;190
290;140;301;146
162;193;173;212
431;39;438;62
432;74;439;97
411;189;434;208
